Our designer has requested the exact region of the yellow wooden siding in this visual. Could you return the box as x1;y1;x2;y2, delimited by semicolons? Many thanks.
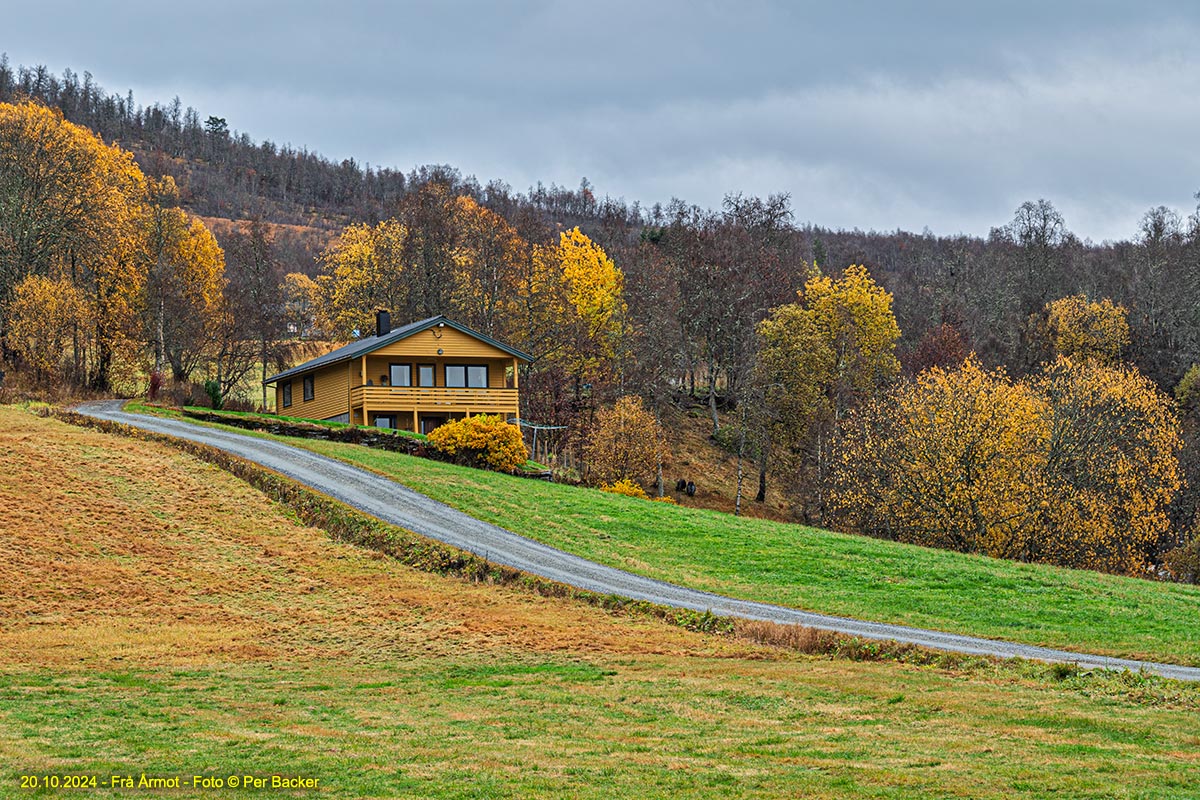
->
279;362;350;421
371;327;511;359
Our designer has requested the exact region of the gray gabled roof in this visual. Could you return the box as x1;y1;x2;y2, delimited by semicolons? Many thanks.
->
264;314;533;385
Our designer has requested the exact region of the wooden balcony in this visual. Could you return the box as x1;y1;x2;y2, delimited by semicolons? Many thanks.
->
350;385;519;417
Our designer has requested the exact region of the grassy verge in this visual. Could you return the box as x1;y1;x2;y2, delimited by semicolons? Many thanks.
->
4;405;1200;799
126;402;1200;667
182;404;362;428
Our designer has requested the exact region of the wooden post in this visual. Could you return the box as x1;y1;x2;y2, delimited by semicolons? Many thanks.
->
360;356;368;426
512;357;520;422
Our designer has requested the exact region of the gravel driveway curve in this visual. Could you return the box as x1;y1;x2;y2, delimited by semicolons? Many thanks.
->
76;400;1200;681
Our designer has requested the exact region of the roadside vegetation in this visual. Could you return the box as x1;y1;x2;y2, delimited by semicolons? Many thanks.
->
4;405;1200;799
179;404;365;430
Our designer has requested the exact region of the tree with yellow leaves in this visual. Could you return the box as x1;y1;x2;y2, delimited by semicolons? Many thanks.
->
801;264;902;415
0;99;149;389
559;227;626;353
754;264;900;515
831;356;1049;556
541;227;628;383
317;219;409;339
1040;294;1130;365
6;274;88;383
1035;356;1181;573
144;176;224;381
449;196;524;339
830;355;1181;575
0;100;112;294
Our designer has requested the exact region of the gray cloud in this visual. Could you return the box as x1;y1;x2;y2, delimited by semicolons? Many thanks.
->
5;1;1200;240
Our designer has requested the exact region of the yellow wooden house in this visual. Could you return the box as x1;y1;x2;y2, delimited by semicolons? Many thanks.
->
264;313;530;434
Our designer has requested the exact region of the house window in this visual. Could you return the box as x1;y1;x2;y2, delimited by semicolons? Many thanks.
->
445;365;488;388
303;375;314;401
281;381;292;408
418;364;435;387
389;363;412;387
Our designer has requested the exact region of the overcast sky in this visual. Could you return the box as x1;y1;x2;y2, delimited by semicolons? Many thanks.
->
5;1;1200;241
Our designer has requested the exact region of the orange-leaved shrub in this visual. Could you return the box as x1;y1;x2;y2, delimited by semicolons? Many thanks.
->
426;415;528;472
583;395;670;487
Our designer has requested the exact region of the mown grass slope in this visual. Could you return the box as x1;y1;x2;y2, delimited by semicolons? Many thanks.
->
231;426;1200;667
9;405;1199;798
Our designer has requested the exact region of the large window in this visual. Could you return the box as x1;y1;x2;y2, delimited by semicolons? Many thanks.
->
389;363;412;387
303;374;314;401
281;381;292;408
418;364;435;387
445;364;488;388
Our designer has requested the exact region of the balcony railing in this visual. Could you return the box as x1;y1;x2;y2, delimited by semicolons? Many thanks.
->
350;385;518;414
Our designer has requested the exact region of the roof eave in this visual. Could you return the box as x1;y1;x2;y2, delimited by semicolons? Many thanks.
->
263;315;532;385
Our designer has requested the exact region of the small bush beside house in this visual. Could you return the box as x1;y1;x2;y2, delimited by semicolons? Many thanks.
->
427;415;528;472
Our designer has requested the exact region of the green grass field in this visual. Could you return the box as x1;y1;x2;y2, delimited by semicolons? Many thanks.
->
5;405;1200;799
8;658;1200;799
127;400;1200;668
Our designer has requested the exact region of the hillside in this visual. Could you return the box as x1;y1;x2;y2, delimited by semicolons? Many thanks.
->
4;405;1200;797
127;402;1200;667
0;406;709;667
6;59;1200;574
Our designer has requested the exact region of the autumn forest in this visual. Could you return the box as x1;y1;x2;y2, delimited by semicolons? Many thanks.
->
3;59;1200;583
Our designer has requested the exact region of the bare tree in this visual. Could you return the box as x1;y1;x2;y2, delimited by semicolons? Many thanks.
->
223;218;284;409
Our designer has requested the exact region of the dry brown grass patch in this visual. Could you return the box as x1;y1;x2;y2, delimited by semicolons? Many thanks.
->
734;618;840;652
0;405;772;669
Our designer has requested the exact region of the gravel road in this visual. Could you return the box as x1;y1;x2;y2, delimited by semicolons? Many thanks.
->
76;400;1200;681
